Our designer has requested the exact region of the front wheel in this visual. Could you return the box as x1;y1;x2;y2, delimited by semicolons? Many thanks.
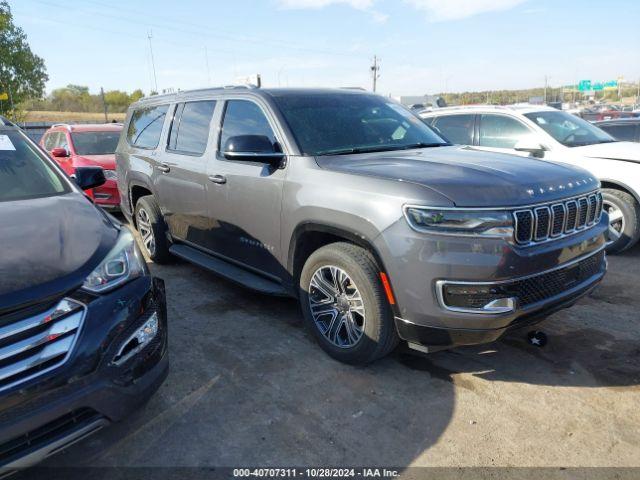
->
298;242;399;365
134;195;172;263
602;188;640;254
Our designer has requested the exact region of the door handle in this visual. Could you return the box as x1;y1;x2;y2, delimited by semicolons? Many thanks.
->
208;174;227;184
157;163;171;174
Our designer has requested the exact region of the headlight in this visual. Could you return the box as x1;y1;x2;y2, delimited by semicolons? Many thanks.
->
404;206;514;239
83;229;147;293
103;169;118;181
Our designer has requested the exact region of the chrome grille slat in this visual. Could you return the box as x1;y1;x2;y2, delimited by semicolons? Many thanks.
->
0;299;84;391
0;336;74;383
513;191;602;246
0;313;82;363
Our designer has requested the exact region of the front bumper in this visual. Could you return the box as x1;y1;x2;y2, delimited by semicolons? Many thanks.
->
0;276;168;469
375;214;609;348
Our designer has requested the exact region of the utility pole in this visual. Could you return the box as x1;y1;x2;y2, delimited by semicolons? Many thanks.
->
100;87;108;123
204;46;211;86
148;30;158;93
370;56;380;93
544;75;548;104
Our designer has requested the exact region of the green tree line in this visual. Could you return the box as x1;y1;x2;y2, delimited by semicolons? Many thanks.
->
23;85;146;113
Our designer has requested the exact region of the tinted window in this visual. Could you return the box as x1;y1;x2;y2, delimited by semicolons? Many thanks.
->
72;131;121;155
523;111;614;147
220;100;276;150
0;131;68;202
431;114;475;145
271;93;448;156
127;104;169;149
168;100;216;155
478;114;532;149
598;124;637;142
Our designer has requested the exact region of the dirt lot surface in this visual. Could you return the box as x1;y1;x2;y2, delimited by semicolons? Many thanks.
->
43;241;640;470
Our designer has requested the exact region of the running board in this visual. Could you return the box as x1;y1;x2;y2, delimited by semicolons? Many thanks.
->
169;244;288;296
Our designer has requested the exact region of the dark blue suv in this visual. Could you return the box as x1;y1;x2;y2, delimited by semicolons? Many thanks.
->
0;118;168;470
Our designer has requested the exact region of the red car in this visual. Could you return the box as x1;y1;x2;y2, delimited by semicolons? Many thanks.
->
40;123;122;210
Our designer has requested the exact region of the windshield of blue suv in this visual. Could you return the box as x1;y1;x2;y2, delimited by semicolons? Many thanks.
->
524;110;616;147
271;92;449;156
0;130;68;202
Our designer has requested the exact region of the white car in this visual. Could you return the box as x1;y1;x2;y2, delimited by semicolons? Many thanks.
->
421;105;640;252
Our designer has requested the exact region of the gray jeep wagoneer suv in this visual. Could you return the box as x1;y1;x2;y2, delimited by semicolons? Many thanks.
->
116;87;608;364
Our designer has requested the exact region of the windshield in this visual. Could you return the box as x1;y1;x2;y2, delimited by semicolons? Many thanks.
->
271;92;449;156
0;130;68;202
71;131;121;155
524;111;615;147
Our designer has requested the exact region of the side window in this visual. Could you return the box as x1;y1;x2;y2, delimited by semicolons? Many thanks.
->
220;100;276;151
127;104;169;149
599;124;636;142
167;100;216;155
479;114;532;149
57;132;69;151
43;132;56;150
432;114;475;145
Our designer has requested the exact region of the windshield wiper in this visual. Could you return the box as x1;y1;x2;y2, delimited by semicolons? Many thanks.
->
317;142;448;156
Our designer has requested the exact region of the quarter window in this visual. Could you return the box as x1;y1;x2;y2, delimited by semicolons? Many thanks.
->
127;104;169;149
220;100;276;151
478;114;532;149
431;114;475;145
167;100;216;155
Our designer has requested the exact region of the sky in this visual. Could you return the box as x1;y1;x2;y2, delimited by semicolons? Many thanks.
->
11;0;640;97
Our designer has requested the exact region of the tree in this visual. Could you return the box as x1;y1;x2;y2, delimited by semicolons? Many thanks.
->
0;1;48;117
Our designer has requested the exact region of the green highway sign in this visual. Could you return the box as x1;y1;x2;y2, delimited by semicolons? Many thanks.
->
578;80;591;92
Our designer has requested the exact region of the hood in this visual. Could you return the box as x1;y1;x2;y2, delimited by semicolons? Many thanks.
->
315;146;599;207
75;154;116;169
571;141;640;162
0;192;118;313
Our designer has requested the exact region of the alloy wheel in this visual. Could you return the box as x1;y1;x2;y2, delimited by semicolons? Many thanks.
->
603;199;625;241
308;265;366;348
136;207;156;256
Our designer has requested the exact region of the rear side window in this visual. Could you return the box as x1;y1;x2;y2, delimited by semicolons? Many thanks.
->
431;114;475;145
167;100;216;155
220;100;276;150
599;124;637;142
478;114;531;149
127;104;169;149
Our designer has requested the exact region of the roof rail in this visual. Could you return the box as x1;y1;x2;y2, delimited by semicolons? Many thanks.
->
51;123;72;130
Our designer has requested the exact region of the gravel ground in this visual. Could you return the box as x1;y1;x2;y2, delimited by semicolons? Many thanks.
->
41;238;640;471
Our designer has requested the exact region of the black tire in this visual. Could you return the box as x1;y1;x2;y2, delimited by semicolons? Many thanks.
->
602;188;640;254
134;195;172;264
298;242;399;365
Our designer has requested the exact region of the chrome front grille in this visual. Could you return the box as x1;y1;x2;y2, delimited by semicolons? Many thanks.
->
514;191;603;245
0;299;84;391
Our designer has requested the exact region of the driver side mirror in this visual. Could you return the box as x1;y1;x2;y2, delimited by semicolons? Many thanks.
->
50;147;69;158
514;138;546;158
74;166;106;191
223;135;284;167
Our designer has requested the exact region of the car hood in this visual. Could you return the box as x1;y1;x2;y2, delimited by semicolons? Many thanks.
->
571;141;640;162
75;154;116;169
315;146;599;207
0;192;118;313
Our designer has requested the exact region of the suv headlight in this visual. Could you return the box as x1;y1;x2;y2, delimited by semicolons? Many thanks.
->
83;229;147;293
103;169;117;181
404;206;514;239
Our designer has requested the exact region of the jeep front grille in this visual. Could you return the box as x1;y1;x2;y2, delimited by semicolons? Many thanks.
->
514;191;602;245
0;298;84;392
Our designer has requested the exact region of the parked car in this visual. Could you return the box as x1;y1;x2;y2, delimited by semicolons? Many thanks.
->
0;117;167;470
40;123;122;210
421;105;640;252
579;104;636;122
117;87;607;365
594;118;640;143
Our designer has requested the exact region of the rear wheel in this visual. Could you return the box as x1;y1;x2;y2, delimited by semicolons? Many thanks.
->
602;188;640;253
298;242;398;365
134;195;171;263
